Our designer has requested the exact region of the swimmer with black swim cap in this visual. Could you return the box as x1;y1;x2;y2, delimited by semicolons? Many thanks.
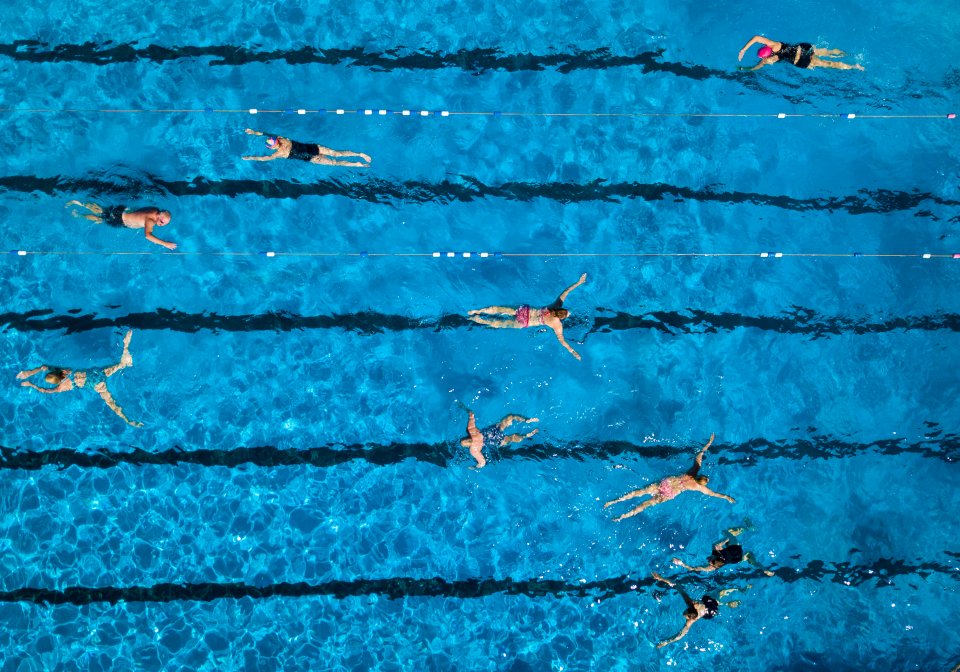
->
651;573;742;649
671;527;776;576
737;35;864;72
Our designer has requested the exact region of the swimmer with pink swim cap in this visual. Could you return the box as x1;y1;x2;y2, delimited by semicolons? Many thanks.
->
736;35;864;72
242;128;372;167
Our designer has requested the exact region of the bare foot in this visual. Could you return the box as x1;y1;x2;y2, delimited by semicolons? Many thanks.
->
527;417;540;423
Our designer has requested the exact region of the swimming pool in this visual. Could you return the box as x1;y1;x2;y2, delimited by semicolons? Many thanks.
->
1;0;959;669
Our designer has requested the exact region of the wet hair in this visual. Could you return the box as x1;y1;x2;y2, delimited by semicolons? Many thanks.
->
551;308;570;319
695;475;709;485
701;595;720;619
44;368;66;385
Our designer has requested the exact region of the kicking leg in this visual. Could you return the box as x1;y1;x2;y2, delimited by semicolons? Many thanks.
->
810;56;863;71
468;306;516;316
613;498;660;521
467;316;515;328
603;485;656;508
105;330;133;377
813;48;844;57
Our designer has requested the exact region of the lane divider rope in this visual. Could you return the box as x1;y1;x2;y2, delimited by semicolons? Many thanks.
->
6;250;960;259
0;108;956;120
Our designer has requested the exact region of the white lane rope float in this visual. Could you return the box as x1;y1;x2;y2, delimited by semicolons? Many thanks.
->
0;108;956;120
5;250;960;260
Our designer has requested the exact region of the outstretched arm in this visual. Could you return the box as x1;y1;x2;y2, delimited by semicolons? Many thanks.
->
556;273;587;305
242;152;281;162
144;220;177;250
657;619;695;649
95;383;142;427
687;433;715;476
16;366;48;380
551;324;581;361
738;35;777;61
20;381;62;394
671;558;715;572
697;484;735;503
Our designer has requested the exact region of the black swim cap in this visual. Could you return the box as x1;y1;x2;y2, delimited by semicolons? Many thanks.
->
701;595;720;619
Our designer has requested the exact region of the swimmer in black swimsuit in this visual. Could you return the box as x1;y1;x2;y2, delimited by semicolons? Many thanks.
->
459;408;539;468
65;201;176;249
243;128;371;167
737;35;864;72
671;527;775;576
651;572;742;649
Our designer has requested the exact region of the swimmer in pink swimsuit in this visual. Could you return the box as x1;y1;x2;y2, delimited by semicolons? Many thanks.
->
603;434;735;521
467;273;587;361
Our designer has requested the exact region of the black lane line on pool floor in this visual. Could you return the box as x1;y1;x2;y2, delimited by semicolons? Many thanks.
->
1;557;957;606
1;435;957;472
1;175;958;219
3;308;960;339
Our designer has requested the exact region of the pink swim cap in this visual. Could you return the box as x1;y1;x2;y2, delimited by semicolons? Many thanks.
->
757;46;773;59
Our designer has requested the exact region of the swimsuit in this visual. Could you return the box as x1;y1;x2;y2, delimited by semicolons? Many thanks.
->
515;306;550;328
103;206;127;228
288;139;321;162
480;424;505;447
658;478;680;500
777;42;814;69
80;369;108;389
711;544;744;566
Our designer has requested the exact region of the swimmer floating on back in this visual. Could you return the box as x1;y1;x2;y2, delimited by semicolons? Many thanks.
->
66;201;176;250
604;433;734;521
242;128;371;167
460;408;539;468
468;273;588;361
17;330;142;427
737;36;864;71
651;572;741;649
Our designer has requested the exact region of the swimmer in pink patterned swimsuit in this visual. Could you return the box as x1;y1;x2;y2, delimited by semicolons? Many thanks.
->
467;273;587;361
603;434;735;522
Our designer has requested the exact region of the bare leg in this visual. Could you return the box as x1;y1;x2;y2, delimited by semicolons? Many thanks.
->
95;382;142;427
810;56;863;71
468;306;517;316
65;200;103;214
467;316;517;328
603;485;657;508
813;48;844;57
497;414;537;430
104;330;133;377
613;498;661;521
317;146;372;162
503;428;538;444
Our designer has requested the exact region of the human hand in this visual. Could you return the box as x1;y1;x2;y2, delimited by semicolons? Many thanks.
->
738;49;746;61
244;128;258;135
241;156;253;160
671;558;682;565
528;417;539;423
165;242;178;250
573;352;582;361
579;272;587;283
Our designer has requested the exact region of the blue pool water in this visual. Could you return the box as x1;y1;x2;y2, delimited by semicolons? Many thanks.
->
0;0;959;669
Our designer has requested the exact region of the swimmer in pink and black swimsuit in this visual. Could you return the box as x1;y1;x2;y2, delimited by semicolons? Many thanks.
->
468;273;587;361
603;434;735;522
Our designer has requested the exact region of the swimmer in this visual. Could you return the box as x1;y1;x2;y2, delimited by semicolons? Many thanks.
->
651;572;740;649
467;273;588;361
672;528;775;576
459;409;539;468
242;128;371;167
65;201;176;250
604;434;734;521
737;36;864;71
17;330;142;427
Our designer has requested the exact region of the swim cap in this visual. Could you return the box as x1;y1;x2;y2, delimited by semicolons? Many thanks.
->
757;46;773;59
266;136;279;149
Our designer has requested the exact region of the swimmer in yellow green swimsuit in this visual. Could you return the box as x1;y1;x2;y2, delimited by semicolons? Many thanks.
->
604;434;734;521
16;330;142;427
467;273;587;360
